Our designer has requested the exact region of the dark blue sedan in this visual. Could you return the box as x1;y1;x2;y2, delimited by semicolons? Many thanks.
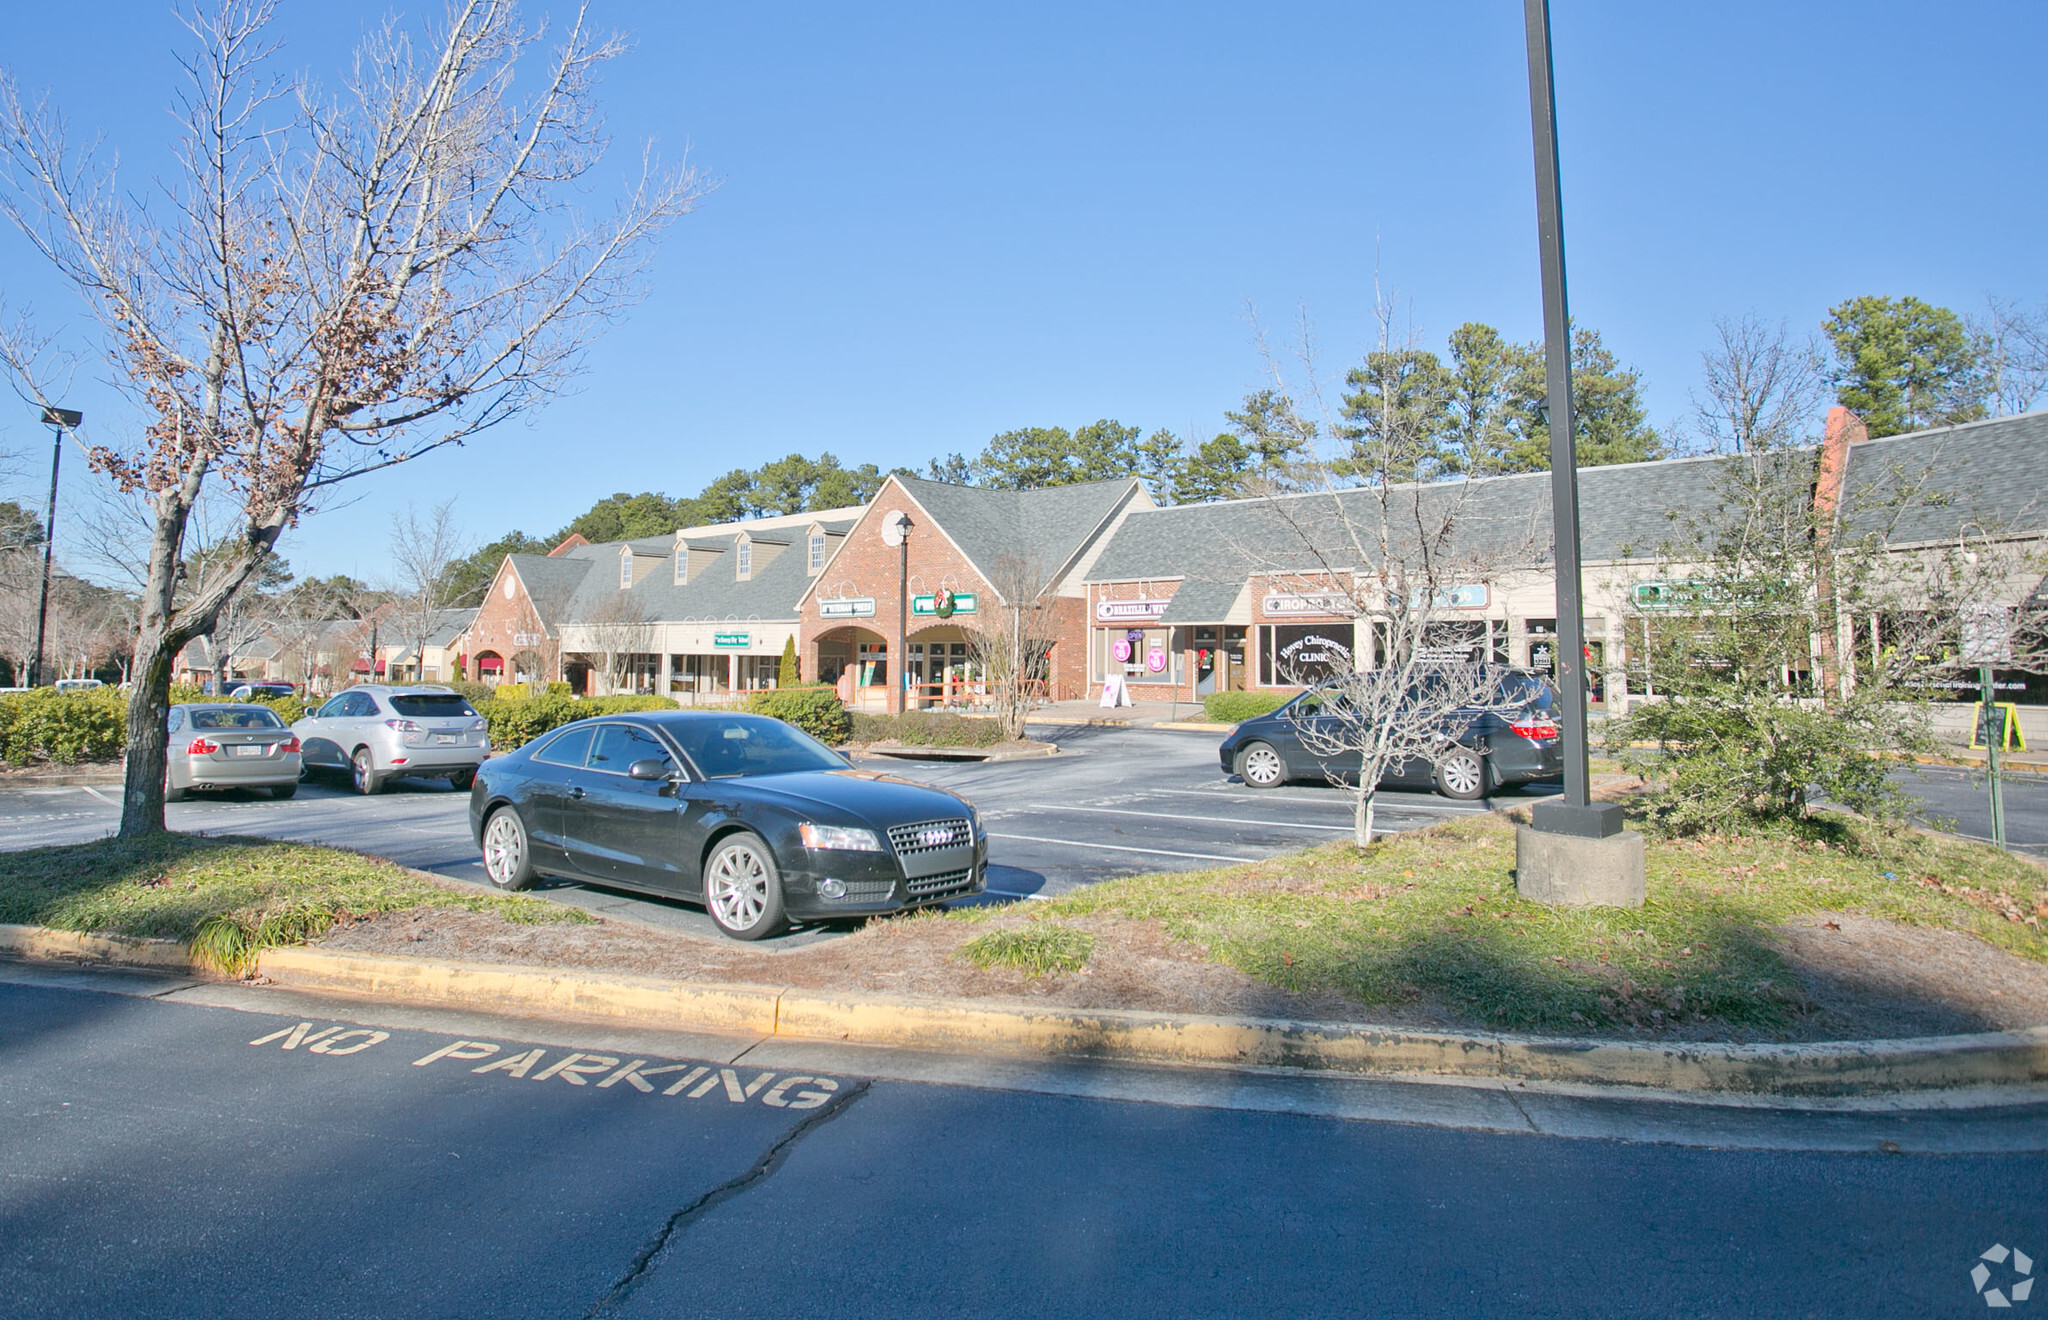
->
469;710;986;939
1216;670;1564;800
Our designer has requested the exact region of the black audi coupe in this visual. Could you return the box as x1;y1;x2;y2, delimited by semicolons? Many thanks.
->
469;710;987;940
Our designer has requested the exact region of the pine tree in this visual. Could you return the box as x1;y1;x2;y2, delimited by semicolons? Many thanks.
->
777;635;800;688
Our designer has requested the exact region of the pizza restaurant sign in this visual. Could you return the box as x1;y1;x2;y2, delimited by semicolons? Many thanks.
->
1095;597;1170;623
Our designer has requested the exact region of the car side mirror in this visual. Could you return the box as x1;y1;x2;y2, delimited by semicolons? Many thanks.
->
627;758;670;781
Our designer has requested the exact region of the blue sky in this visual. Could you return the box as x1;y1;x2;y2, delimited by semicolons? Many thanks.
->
3;1;2044;582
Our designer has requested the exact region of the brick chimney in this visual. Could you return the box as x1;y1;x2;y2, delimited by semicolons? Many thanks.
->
1813;406;1867;520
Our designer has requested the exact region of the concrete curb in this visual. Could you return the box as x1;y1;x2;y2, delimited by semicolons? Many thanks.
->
0;925;203;970
1912;753;2048;776
5;924;2042;1097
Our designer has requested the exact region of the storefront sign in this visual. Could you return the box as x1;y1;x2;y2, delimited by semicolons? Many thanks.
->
912;591;977;617
1096;597;1169;623
1405;584;1490;610
1261;591;1354;617
511;632;542;648
714;632;750;648
820;597;876;619
1111;638;1133;663
1145;648;1167;673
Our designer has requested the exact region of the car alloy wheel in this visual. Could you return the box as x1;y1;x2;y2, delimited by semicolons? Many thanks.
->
352;748;383;796
1435;750;1487;800
1237;741;1286;789
704;834;788;940
481;808;537;890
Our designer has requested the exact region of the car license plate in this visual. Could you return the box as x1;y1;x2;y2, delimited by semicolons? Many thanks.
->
232;744;264;757
432;733;456;744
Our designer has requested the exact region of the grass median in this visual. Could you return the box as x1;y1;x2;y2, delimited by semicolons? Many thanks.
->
0;832;588;975
1014;812;2048;1035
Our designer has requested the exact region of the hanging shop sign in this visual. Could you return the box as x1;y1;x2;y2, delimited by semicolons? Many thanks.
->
912;591;977;617
820;597;877;619
713;632;750;648
1095;597;1169;623
1261;591;1355;617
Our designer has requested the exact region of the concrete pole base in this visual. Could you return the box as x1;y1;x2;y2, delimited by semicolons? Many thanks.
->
1515;825;1647;908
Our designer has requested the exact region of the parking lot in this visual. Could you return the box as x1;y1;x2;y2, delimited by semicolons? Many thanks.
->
0;724;1531;942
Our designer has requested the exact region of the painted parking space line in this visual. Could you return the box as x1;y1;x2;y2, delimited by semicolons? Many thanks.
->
79;785;118;806
989;832;1250;863
1023;804;1354;833
1151;786;1493;814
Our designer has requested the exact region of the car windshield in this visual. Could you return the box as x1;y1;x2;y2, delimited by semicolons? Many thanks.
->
667;716;846;779
189;707;283;730
388;693;478;718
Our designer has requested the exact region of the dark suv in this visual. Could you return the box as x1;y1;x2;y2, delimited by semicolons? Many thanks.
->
1216;669;1564;799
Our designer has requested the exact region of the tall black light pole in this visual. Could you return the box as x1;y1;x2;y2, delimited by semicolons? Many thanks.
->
1522;1;1616;839
29;406;81;689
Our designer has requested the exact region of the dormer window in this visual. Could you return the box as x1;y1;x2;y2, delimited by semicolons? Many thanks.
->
736;539;752;580
674;541;687;585
619;548;632;589
808;532;826;572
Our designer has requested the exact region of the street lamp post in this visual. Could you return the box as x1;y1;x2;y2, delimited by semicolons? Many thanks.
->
1516;0;1644;905
29;406;81;689
881;511;913;715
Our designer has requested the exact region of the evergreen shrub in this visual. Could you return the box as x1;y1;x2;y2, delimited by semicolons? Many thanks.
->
1202;691;1288;724
0;687;128;764
745;686;852;745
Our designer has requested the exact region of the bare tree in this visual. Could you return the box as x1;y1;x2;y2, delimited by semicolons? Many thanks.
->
1976;296;2048;418
575;591;652;695
270;577;343;691
0;0;704;834
966;554;1056;739
1241;288;1542;845
1690;314;1827;454
385;498;469;681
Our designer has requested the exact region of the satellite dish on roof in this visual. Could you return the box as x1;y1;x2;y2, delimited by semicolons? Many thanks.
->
880;509;911;547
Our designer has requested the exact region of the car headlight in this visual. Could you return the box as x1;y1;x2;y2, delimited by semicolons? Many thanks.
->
798;822;884;852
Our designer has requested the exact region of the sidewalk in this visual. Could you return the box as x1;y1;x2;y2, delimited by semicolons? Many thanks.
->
1022;698;1219;729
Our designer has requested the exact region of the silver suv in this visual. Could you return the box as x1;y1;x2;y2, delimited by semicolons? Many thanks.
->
293;685;489;794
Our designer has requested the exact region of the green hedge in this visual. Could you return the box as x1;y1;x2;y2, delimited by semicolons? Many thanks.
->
482;692;680;750
849;710;1006;748
744;686;852;745
0;688;128;765
256;695;308;726
1202;691;1289;724
448;681;497;707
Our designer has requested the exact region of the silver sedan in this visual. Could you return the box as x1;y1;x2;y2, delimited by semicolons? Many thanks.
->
166;703;303;801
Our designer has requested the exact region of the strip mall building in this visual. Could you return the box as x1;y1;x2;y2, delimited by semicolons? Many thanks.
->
462;410;2048;715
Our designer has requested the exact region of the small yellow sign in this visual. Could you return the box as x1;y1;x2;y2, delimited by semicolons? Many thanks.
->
1969;703;2028;751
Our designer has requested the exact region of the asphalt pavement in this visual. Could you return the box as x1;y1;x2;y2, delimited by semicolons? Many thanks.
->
1;972;2042;1319
0;725;1536;944
1892;762;2048;855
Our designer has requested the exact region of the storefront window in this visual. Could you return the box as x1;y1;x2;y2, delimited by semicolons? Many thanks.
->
1258;623;1355;685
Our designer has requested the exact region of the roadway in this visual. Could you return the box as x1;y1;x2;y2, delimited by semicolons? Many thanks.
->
1;968;2042;1319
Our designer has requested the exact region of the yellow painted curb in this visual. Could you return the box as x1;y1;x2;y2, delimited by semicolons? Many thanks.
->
0;924;198;970
255;946;783;1037
5;924;2044;1096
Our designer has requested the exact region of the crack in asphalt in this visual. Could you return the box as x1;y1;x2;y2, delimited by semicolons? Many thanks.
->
581;1079;872;1318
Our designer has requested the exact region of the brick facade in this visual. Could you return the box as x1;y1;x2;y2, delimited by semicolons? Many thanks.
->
463;561;560;684
798;477;1096;707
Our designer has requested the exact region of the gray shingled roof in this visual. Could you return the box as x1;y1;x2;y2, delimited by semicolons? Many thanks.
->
890;475;1142;594
548;529;819;627
1158;579;1244;624
1087;412;2048;584
506;554;597;632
